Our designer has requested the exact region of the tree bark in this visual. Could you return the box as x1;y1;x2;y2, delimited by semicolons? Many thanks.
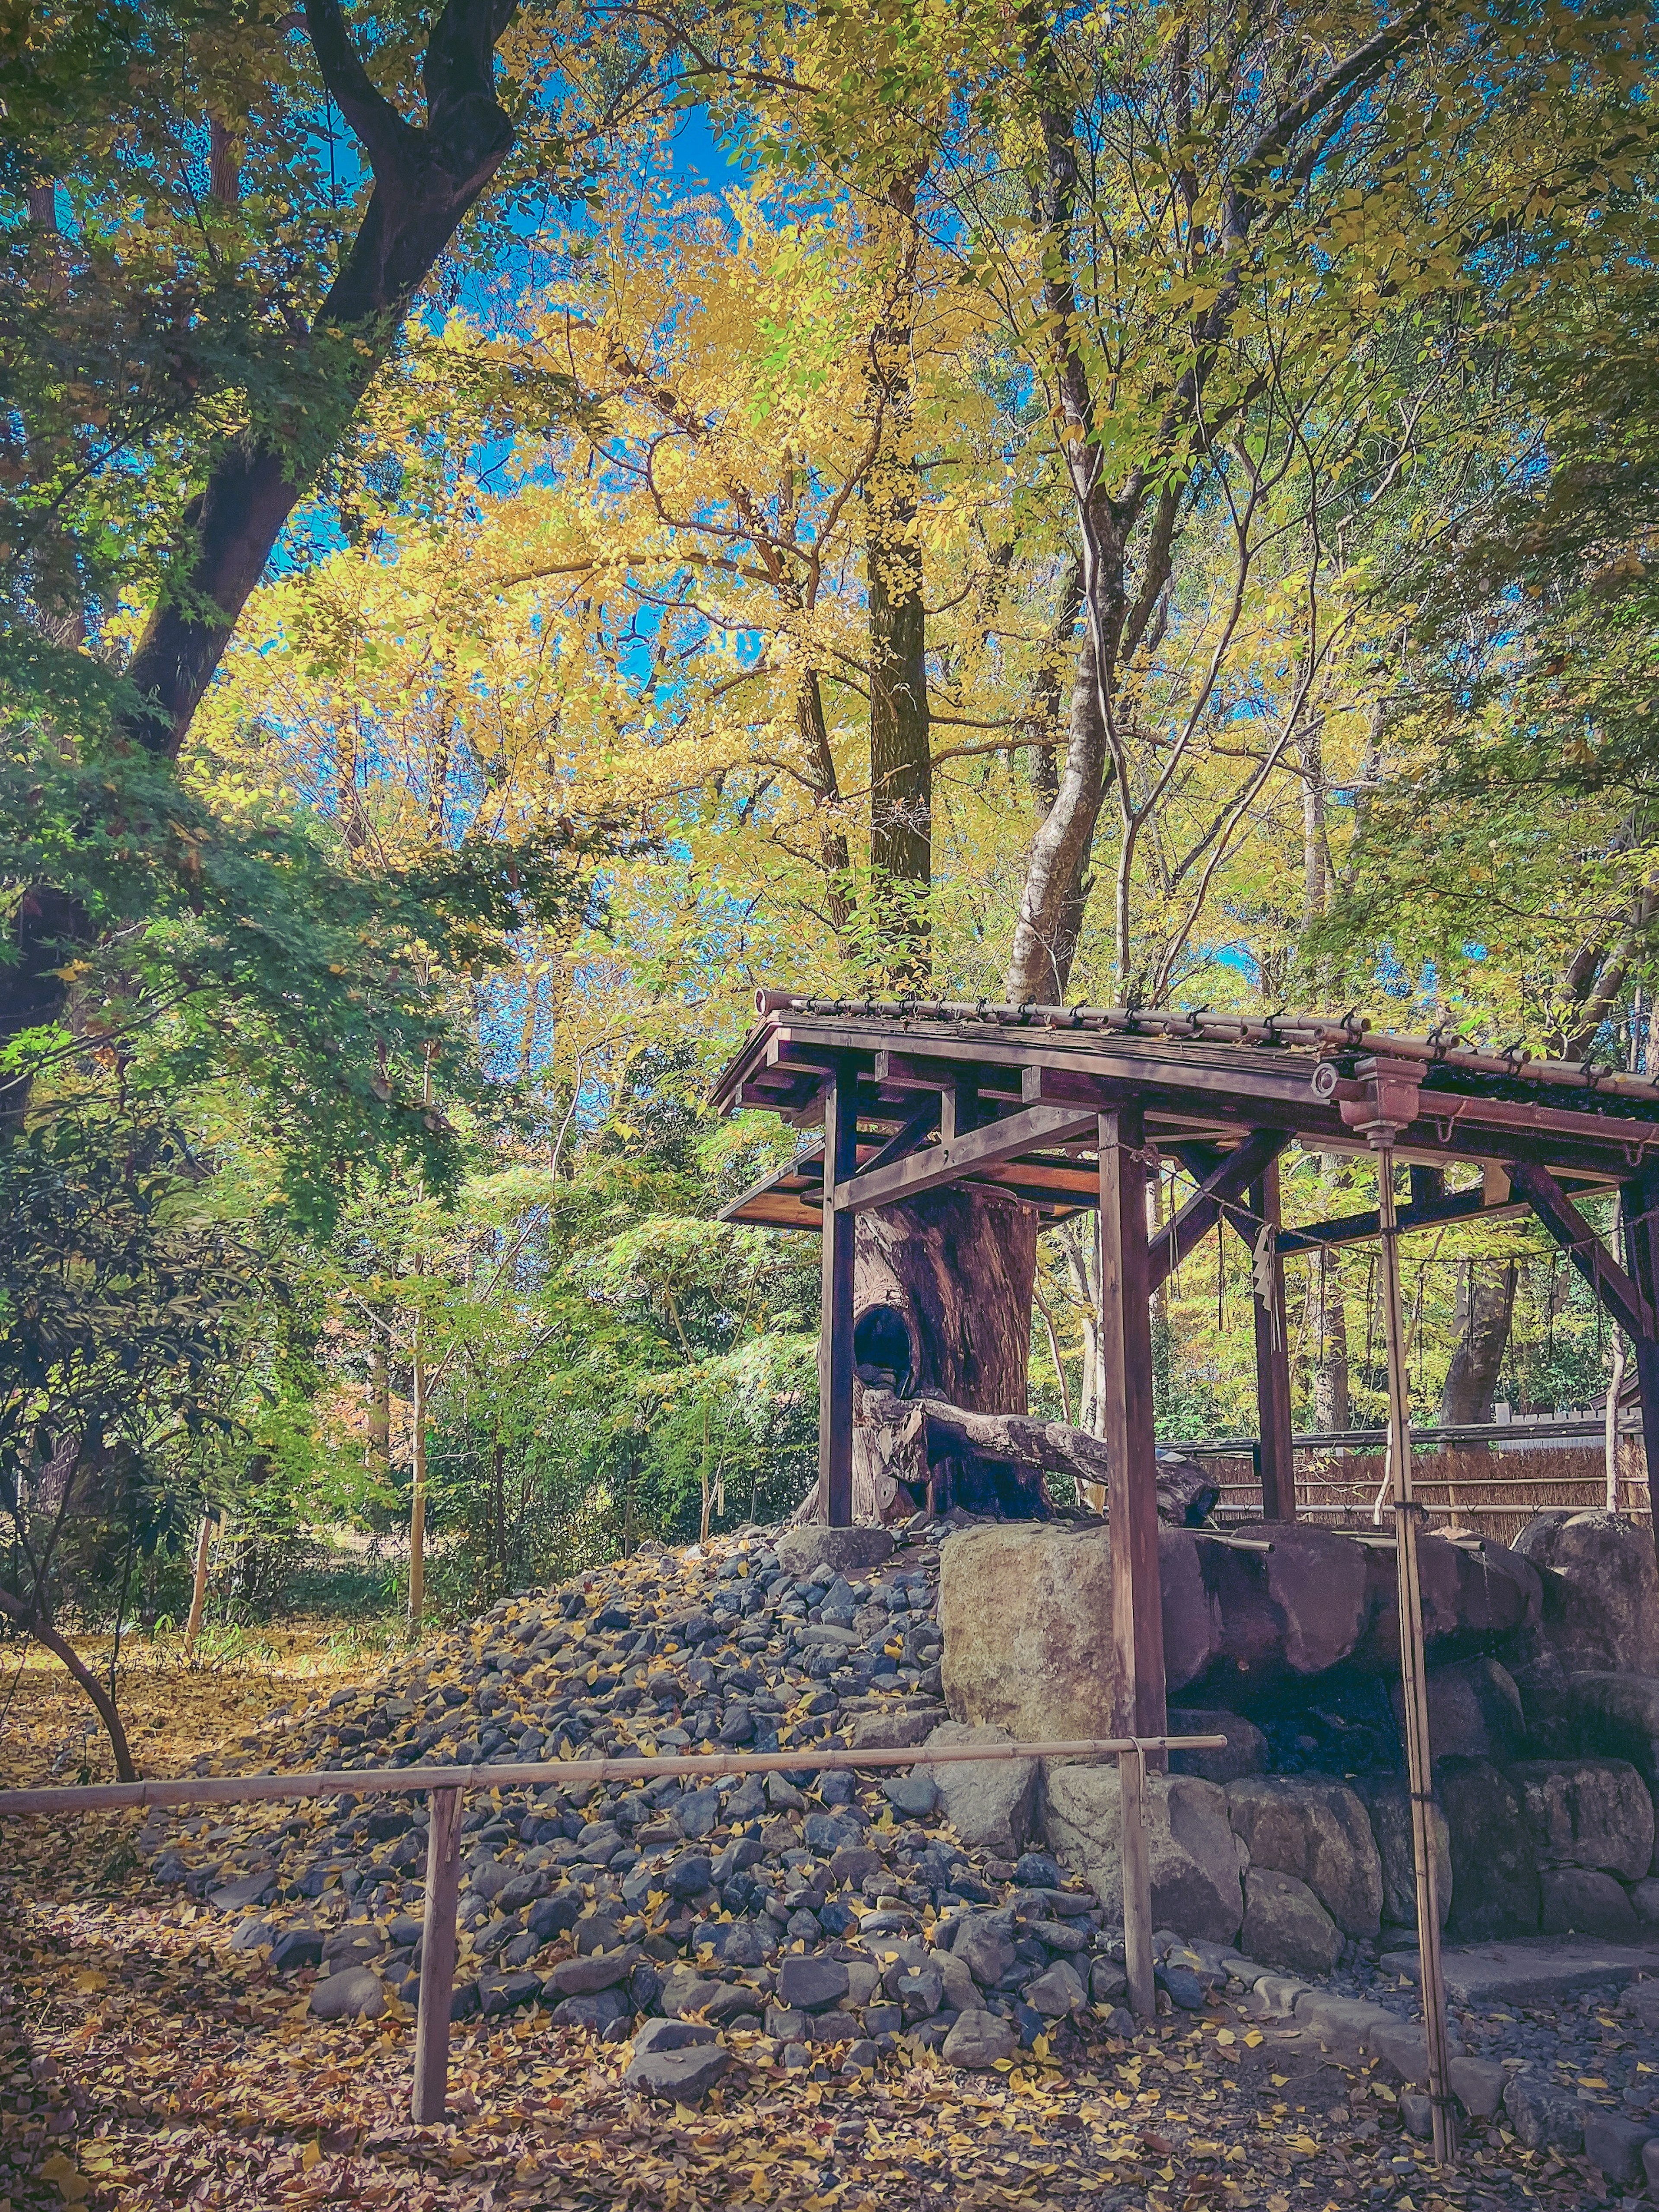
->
850;1188;1036;1516
860;1388;1219;1525
864;174;931;982
1436;1261;1518;1428
1307;1246;1352;1431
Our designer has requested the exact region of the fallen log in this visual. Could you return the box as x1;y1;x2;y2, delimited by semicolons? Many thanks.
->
859;1388;1220;1526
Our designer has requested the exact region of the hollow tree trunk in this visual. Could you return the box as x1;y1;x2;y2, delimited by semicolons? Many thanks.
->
1437;1261;1518;1430
849;1187;1038;1520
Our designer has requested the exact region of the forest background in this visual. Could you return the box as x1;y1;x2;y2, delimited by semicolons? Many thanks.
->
3;0;1657;1768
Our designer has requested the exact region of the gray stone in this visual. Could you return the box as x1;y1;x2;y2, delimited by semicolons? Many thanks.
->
1043;1768;1243;1945
661;1971;726;2018
1435;1757;1540;1940
271;1926;324;1973
545;1946;639;1996
479;1969;543;2015
309;1966;385;2021
1513;1511;1659;1673
1392;1656;1527;1763
1381;1933;1659;2007
1291;1990;1398;2063
882;1772;938;1819
853;1709;939;1751
941;2009;1018;2068
918;1723;1038;1856
1583;2108;1656;2187
1356;1779;1452;1929
953;1916;1017;1987
1633;1878;1659;1924
776;1526;894;1580
1502;2073;1586;2154
1399;2090;1433;2140
632;2018;717;2057
1090;1958;1128;2005
1509;1757;1655;1880
1643;2138;1659;2199
1240;1867;1342;1977
1167;1709;1268;1785
208;1873;276;1913
229;1915;273;1951
830;1844;884;1887
894;1965;945;2020
1226;1777;1383;1937
777;1955;849;2012
931;1946;978;2014
1448;2056;1507;2119
1023;1960;1087;2016
626;2038;731;2101
549;1987;629;2032
1539;1866;1640;1937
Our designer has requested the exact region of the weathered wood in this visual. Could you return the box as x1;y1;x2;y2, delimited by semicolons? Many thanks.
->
1277;1185;1530;1254
1247;1159;1297;1521
1119;1745;1155;2019
412;1784;463;2124
859;1388;1219;1523
1152;1128;1290;1290
1620;1163;1659;1559
833;1100;1096;1213
1376;1151;1458;2165
1098;1109;1167;1746
819;1058;860;1526
1509;1159;1655;1341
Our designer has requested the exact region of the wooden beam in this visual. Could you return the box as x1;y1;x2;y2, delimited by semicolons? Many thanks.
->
1247;1159;1297;1522
833;1102;1097;1214
855;1093;939;1177
819;1058;859;1526
1150;1128;1290;1290
412;1785;463;2123
1508;1160;1656;1341
1277;1186;1530;1254
1619;1163;1659;1557
1099;1105;1164;2020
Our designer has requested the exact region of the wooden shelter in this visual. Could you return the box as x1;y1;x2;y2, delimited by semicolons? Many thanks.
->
711;990;1659;2157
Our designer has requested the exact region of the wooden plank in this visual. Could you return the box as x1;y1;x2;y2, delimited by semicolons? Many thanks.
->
1508;1160;1655;1340
1098;1106;1166;1742
1119;1745;1155;2020
1277;1187;1529;1254
1249;1158;1297;1521
833;1102;1097;1214
819;1058;859;1526
855;1093;939;1177
1619;1163;1659;1554
412;1784;463;2123
1150;1128;1290;1290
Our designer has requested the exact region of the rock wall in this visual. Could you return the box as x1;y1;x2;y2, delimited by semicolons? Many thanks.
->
938;1508;1659;1966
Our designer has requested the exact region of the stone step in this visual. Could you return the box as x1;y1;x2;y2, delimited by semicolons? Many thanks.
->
1379;1934;1659;2008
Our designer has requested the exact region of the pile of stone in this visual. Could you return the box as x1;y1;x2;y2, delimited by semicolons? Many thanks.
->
136;1520;1138;2092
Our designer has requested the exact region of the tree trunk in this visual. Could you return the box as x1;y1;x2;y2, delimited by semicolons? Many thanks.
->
183;1512;214;1656
368;1336;390;1476
849;1188;1038;1518
864;175;931;982
1436;1261;1518;1428
0;1584;137;1782
407;1324;428;1635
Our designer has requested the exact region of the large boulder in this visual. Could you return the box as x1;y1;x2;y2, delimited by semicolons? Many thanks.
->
1538;1866;1640;1938
1507;1758;1654;1881
1355;1778;1452;1929
1356;1534;1540;1674
1557;1673;1659;1793
1225;1777;1384;1938
1240;1867;1343;1976
917;1723;1038;1857
1511;1512;1659;1674
1392;1656;1527;1764
1435;1756;1541;1940
1168;1708;1268;1784
1042;1767;1243;1944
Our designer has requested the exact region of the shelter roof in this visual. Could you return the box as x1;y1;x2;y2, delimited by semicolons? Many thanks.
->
711;992;1659;1233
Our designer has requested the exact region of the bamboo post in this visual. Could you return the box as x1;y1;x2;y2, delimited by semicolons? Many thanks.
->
1117;1742;1155;2018
182;1513;215;1657
412;1784;463;2124
819;1056;859;1526
1376;1149;1456;2167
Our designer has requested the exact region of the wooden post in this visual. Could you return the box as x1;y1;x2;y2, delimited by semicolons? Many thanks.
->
819;1056;859;1527
1099;1106;1165;2020
1376;1151;1456;2168
1620;1163;1659;1553
1247;1160;1297;1522
412;1785;464;2125
182;1512;214;1656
